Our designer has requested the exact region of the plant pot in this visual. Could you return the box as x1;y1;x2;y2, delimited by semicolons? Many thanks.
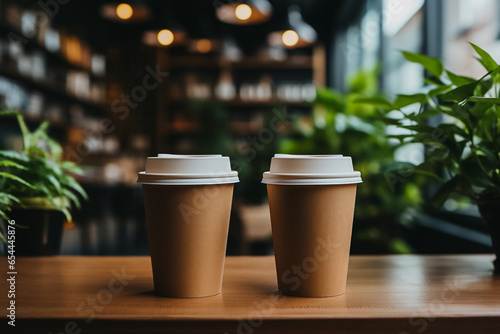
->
7;198;67;256
477;198;500;274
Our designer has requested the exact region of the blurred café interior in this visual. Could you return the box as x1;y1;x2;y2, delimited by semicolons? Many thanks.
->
0;0;498;256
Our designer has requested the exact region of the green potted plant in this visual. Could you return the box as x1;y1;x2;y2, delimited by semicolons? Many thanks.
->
279;69;421;254
356;43;500;272
0;111;88;255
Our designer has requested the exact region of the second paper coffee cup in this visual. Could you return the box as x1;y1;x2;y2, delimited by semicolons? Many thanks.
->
262;154;362;297
137;154;239;298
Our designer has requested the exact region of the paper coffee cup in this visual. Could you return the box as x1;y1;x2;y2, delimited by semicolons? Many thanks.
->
262;154;362;297
138;154;239;298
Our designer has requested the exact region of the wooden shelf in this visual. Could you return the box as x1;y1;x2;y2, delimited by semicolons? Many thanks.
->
0;22;104;80
233;56;313;69
168;55;313;70
0;66;106;111
167;97;312;107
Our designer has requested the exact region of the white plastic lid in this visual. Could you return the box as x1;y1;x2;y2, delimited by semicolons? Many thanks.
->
137;154;239;185
262;154;362;185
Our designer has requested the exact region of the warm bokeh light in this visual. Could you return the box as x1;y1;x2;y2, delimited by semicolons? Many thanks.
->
235;4;252;21
157;29;174;46
196;39;212;53
282;30;299;47
116;3;133;20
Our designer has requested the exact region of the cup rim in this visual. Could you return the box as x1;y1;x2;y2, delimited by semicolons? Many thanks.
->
262;172;362;185
137;171;239;185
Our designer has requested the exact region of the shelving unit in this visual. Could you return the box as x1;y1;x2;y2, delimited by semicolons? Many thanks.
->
0;66;105;111
0;23;103;78
155;46;325;154
0;0;110;182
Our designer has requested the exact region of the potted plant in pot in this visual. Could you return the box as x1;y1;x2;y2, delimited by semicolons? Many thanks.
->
356;43;500;272
0;111;88;255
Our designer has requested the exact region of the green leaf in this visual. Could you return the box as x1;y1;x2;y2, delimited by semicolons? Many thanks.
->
474;78;493;96
0;193;20;205
390;238;412;254
469;96;500;104
45;174;63;194
441;68;496;102
430;175;463;208
393;94;427;109
402;51;443;78
407;108;441;120
16;113;31;152
37;183;54;199
428;84;453;97
398;124;435;133
315;87;345;110
0;171;34;189
59;161;84;175
60;174;88;200
469;42;499;72
0;110;20;117
0;160;26;170
446;70;475;86
62;188;81;209
0;150;29;162
61;207;72;222
440;80;479;102
459;155;496;188
380;161;416;173
412;169;443;182
438;123;469;139
352;97;393;109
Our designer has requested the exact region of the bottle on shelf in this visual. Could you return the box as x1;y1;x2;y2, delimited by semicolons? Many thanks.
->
215;69;236;101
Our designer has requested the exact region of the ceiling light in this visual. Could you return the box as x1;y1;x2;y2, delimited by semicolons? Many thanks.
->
116;3;133;20
143;29;186;47
100;1;150;23
268;5;317;49
235;4;252;21
157;29;174;46
216;0;272;25
142;2;187;48
282;30;299;47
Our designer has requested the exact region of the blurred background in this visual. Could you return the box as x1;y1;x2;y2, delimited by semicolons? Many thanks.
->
0;0;498;255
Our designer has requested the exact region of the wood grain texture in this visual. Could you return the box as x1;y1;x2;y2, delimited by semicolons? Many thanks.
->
2;255;500;333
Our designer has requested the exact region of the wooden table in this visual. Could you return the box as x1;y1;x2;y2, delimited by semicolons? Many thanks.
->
3;255;500;333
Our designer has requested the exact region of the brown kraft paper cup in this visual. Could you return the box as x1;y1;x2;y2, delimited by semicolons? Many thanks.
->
142;183;234;298
268;183;357;297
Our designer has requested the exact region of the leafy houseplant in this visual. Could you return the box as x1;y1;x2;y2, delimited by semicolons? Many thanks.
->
279;69;421;254
0;111;88;255
357;43;500;272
